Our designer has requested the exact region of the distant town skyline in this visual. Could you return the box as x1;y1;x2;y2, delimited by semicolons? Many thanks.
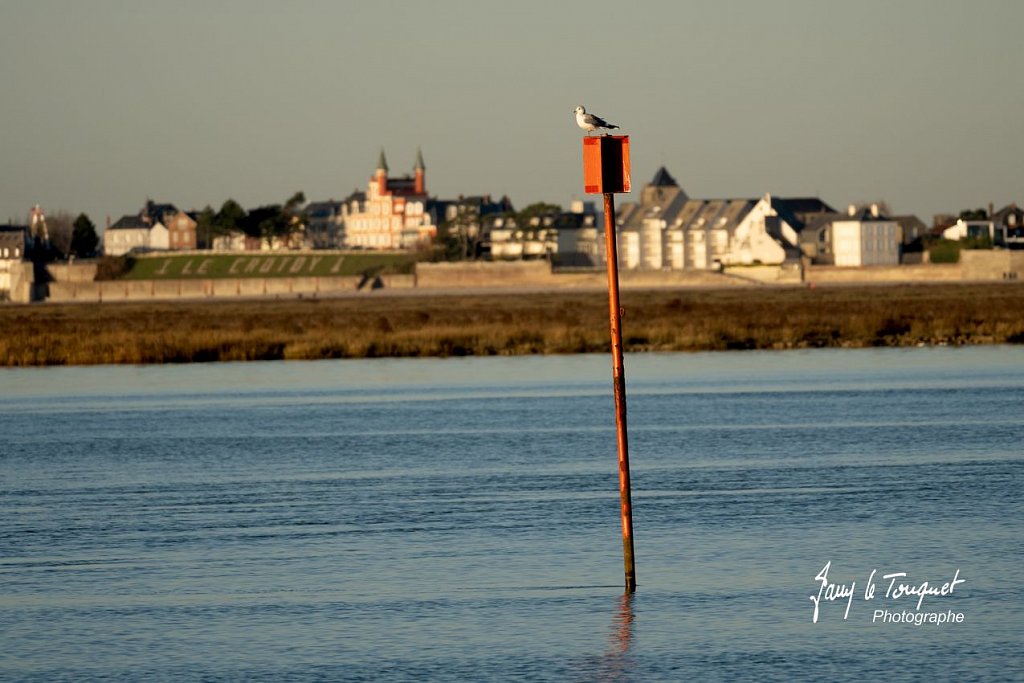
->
2;0;1021;228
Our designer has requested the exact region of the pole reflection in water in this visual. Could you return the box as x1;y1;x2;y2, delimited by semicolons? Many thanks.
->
593;591;635;681
611;591;635;655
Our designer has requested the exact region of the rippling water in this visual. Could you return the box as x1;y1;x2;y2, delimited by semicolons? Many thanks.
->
1;348;1022;681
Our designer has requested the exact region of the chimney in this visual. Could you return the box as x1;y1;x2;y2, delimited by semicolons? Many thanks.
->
988;202;994;218
870;203;880;218
847;204;857;217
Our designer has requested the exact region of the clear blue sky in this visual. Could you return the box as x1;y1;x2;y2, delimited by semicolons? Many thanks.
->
2;0;1021;228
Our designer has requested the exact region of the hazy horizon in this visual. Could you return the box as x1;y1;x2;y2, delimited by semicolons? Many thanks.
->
2;0;1022;229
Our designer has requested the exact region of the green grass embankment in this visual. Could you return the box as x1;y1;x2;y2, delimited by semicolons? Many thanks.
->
2;283;1023;366
113;252;415;280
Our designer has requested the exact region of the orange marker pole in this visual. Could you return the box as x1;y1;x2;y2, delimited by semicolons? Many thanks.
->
582;134;635;591
603;191;636;592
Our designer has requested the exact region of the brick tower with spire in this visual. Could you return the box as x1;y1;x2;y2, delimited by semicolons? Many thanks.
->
342;148;436;249
414;147;426;195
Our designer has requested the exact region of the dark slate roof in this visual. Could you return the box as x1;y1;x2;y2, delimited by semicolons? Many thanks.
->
668;199;706;230
802;212;846;235
992;203;1022;225
890;214;926;229
650;166;678;187
615;202;639;228
773;197;835;218
800;206;898;238
720;199;755;230
305;201;342;218
658;192;692;227
553;211;595;230
0;226;28;254
442;195;513;213
770;197;809;231
144;201;178;223
387;176;418;195
844;206;892;222
109;215;149;230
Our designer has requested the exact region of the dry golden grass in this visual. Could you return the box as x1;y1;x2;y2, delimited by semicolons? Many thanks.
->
2;283;1023;366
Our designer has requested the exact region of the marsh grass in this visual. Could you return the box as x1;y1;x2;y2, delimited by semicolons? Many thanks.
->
2;283;1023;366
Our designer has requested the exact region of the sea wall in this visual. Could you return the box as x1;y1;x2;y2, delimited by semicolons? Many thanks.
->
960;250;1024;281
415;261;560;288
416;261;745;289
47;274;416;302
722;263;803;284
3;262;35;303
618;269;749;288
23;250;1024;305
47;262;98;283
805;263;961;284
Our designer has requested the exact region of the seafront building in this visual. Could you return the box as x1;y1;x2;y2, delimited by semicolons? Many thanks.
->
831;207;900;266
613;167;834;270
485;201;601;264
0;224;28;298
342;149;436;249
104;201;197;256
304;200;345;249
802;205;924;265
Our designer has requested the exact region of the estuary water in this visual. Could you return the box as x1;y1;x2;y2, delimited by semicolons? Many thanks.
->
1;347;1022;681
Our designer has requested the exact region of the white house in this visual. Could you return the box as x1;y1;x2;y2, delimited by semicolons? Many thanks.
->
104;215;163;256
0;227;27;299
942;219;1006;244
149;222;169;251
717;195;802;267
833;210;900;266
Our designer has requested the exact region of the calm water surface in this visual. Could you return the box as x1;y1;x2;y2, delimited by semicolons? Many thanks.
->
1;348;1022;681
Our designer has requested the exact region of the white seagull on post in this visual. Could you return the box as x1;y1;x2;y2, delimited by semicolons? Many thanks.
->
574;105;620;135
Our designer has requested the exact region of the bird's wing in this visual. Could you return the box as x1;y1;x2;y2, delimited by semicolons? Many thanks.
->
589;114;618;128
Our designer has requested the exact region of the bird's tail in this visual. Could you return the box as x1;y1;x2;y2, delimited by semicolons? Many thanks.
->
607;124;620;129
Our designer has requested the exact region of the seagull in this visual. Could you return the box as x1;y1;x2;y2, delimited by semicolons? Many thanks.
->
574;105;619;135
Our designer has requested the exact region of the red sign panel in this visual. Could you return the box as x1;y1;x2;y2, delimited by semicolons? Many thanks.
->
582;135;631;194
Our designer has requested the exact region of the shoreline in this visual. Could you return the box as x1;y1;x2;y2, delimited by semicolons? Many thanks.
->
3;282;1023;367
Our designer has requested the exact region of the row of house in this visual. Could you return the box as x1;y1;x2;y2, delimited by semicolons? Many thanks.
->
55;148;1024;268
98;149;600;262
0;207;50;299
307;150;601;260
609;167;926;270
941;203;1024;246
104;201;199;256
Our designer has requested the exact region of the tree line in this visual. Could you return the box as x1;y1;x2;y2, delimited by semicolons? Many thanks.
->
26;212;100;260
194;192;306;249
